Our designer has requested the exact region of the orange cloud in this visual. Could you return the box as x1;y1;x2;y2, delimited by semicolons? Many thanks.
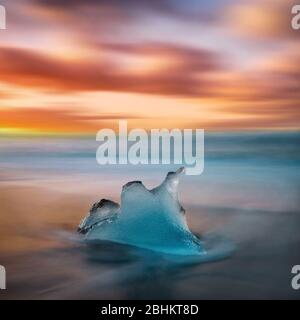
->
0;44;221;96
0;107;142;133
0;0;299;133
223;0;297;40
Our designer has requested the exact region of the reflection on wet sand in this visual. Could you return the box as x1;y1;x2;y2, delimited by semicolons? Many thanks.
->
1;133;300;299
0;182;299;299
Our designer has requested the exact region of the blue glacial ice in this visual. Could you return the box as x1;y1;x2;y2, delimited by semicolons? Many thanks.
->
78;167;205;255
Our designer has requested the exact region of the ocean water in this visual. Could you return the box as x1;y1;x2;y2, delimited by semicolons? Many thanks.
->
0;131;299;299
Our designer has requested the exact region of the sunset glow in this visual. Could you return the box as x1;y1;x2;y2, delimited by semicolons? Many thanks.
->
0;0;299;134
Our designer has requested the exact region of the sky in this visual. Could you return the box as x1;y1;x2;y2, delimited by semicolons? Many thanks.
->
0;0;299;134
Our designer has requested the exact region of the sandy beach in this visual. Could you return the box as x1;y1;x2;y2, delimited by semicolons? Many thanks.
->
0;133;299;299
0;179;299;299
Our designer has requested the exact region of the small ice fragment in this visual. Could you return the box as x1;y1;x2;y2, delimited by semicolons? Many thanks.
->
78;199;119;234
78;167;204;255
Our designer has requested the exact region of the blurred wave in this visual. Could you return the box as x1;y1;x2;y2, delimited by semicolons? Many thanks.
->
0;131;300;299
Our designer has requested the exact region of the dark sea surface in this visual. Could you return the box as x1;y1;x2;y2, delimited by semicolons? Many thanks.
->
0;131;299;299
